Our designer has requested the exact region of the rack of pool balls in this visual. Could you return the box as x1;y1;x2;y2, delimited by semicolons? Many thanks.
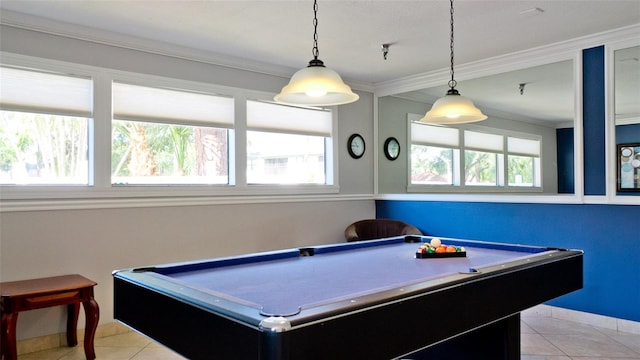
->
416;237;466;258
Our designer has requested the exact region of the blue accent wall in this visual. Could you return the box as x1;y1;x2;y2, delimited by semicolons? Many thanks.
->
376;200;640;322
557;128;575;194
583;46;607;195
373;38;640;324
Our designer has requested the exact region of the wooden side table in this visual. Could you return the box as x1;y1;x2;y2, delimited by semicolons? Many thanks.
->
1;274;99;360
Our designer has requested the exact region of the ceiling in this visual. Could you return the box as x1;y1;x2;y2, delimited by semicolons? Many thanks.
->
1;0;639;124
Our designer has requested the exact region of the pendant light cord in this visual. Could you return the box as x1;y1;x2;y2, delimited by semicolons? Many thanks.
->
307;0;324;67
312;0;320;61
421;0;486;122
448;0;458;92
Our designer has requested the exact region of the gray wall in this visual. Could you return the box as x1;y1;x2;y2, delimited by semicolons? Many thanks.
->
0;25;376;340
378;96;427;193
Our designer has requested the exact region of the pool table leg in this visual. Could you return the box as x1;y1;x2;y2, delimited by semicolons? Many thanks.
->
260;327;290;360
403;313;522;360
504;313;521;360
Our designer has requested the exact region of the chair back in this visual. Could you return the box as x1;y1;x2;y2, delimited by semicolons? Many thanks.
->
344;219;422;242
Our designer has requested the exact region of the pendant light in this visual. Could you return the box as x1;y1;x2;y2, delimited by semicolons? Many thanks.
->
420;0;486;124
274;0;359;106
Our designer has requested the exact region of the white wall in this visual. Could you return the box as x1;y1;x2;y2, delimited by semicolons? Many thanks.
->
0;24;377;340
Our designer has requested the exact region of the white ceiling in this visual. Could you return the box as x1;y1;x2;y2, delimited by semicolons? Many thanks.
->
1;0;639;123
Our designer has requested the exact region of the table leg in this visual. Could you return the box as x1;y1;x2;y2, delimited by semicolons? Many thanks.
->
82;298;100;360
404;313;522;359
504;313;521;360
1;311;18;360
66;303;80;347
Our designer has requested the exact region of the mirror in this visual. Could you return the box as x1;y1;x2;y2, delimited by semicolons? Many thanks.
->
614;45;640;194
378;59;575;195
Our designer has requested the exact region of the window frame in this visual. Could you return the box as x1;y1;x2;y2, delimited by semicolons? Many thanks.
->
244;99;335;186
110;80;235;186
407;114;543;193
0;53;339;201
409;144;456;186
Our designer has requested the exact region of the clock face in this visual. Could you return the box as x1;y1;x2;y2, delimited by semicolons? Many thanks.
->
348;134;365;159
384;137;400;160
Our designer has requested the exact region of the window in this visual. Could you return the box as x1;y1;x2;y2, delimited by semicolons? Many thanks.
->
411;145;454;185
0;66;92;185
111;82;233;185
464;130;503;186
246;100;332;185
409;115;541;191
507;137;541;187
465;150;500;186
508;155;534;185
410;122;458;185
1;57;338;200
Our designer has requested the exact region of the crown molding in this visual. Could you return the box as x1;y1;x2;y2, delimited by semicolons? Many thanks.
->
0;10;375;93
375;23;640;97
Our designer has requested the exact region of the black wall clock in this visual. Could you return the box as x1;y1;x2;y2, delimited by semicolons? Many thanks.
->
347;133;365;159
384;137;400;161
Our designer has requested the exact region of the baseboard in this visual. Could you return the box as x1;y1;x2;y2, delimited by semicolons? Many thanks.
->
16;322;131;356
17;307;640;355
523;305;640;335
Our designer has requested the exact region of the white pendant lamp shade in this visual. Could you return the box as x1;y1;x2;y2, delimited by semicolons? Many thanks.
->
275;0;358;107
421;0;486;125
275;60;359;106
420;90;487;124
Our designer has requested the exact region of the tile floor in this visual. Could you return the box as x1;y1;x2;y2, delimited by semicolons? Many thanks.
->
17;311;640;359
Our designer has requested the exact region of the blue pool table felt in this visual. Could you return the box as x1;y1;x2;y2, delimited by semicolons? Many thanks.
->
153;239;549;316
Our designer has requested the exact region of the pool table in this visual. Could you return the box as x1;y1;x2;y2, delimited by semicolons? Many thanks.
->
113;236;583;360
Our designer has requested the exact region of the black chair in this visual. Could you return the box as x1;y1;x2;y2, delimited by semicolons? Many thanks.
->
344;219;423;242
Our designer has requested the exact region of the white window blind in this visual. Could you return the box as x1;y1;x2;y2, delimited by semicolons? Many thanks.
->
112;82;234;128
247;100;331;136
464;130;503;152
0;66;92;117
508;137;540;156
411;122;459;147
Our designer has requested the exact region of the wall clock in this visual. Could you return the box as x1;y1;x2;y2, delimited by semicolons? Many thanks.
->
347;133;365;159
384;137;400;161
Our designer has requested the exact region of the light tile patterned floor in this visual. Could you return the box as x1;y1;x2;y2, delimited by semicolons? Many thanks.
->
18;313;640;359
521;312;640;360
